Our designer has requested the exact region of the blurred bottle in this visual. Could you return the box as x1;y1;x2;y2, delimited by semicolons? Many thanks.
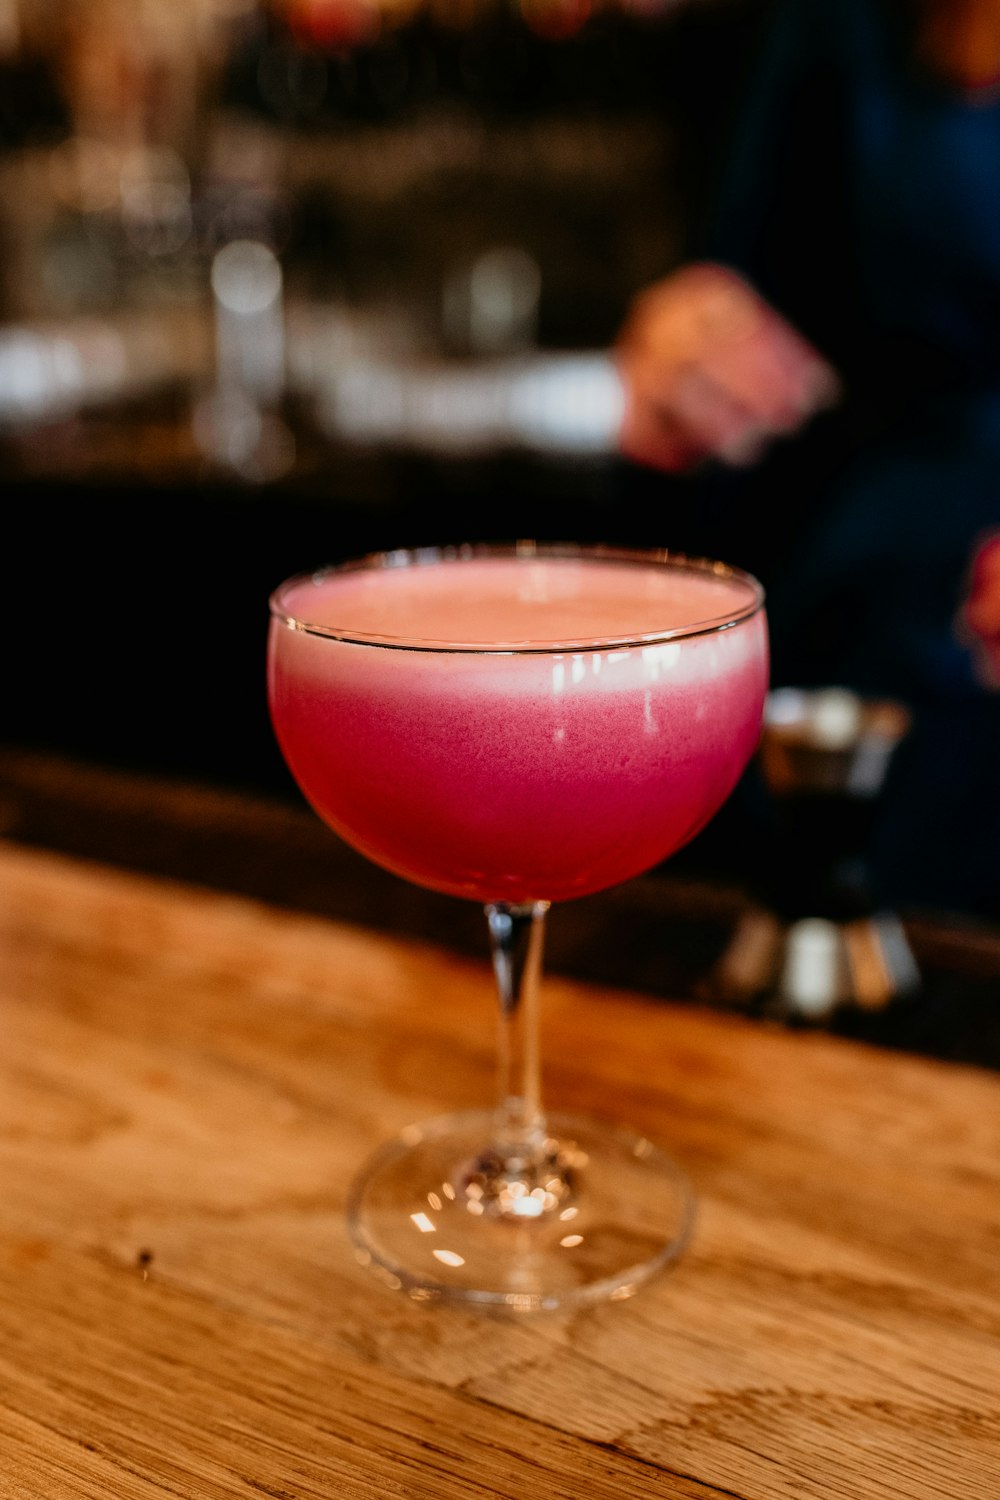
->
193;235;296;480
442;243;542;357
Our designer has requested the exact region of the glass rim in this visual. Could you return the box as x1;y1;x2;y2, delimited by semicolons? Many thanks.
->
268;541;766;654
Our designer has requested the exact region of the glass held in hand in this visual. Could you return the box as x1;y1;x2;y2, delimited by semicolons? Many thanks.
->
267;543;768;1313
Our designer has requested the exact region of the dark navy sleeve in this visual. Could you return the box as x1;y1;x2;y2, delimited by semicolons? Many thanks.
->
692;0;865;366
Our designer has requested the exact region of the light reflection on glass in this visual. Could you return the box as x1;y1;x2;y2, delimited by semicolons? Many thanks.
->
410;1211;435;1233
502;1293;536;1312
642;642;682;679
432;1248;466;1268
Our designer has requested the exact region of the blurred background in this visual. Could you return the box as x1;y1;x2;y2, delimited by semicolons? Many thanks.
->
1;0;764;791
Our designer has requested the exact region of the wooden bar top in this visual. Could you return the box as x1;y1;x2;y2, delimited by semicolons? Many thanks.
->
2;836;999;1499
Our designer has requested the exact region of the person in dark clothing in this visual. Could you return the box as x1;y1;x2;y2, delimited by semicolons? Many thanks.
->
613;0;1000;921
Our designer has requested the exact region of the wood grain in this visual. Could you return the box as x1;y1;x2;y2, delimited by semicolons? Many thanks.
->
1;840;999;1498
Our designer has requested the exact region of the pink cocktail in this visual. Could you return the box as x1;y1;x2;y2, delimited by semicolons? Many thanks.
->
268;544;767;1312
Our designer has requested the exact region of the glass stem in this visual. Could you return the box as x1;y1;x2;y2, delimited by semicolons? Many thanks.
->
485;900;550;1166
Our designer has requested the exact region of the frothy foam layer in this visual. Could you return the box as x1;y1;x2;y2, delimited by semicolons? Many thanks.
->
279;555;758;649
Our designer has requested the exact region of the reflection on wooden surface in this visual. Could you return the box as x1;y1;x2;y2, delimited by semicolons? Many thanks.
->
2;835;1000;1496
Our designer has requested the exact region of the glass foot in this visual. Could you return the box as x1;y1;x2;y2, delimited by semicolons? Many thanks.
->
346;1109;695;1313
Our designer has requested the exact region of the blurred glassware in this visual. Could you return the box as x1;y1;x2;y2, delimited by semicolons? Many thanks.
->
442;244;541;357
120;147;194;259
710;686;921;1020
192;235;295;479
759;687;912;800
211;236;285;402
0;0;689;471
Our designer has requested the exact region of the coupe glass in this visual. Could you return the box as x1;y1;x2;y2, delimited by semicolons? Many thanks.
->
268;543;768;1313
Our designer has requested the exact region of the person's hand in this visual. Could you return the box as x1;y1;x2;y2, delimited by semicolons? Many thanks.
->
960;531;1000;687
614;262;841;473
